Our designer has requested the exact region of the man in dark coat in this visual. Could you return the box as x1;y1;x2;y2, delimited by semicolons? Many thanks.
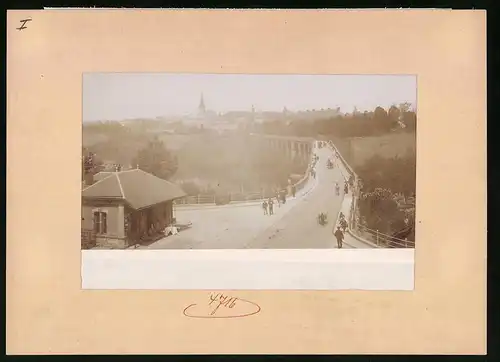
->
334;226;344;248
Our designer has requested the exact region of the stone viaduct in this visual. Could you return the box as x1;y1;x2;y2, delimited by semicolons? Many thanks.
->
248;133;315;164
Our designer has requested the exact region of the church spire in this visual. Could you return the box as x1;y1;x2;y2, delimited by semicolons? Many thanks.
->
198;92;206;113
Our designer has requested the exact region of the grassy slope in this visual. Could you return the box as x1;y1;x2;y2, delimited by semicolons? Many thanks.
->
329;132;416;168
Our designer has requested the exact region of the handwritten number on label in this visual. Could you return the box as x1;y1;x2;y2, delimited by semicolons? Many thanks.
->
228;298;237;308
207;293;239;315
17;18;32;31
209;292;220;305
183;292;260;319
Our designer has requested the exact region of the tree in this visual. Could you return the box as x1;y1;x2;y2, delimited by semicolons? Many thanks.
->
398;102;412;113
180;181;200;196
253;104;416;139
388;105;401;127
372;106;392;132
355;151;416;240
358;188;405;235
403;111;417;132
373;106;388;120
133;137;178;180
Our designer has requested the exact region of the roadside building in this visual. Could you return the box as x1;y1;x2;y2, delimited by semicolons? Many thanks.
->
81;169;186;249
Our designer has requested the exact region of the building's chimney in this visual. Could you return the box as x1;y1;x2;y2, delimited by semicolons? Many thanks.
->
84;172;94;186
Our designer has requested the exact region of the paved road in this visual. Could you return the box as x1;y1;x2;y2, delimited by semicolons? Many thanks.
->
246;148;349;249
144;146;350;249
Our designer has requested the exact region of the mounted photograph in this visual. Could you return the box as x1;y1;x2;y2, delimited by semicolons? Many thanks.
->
81;73;416;251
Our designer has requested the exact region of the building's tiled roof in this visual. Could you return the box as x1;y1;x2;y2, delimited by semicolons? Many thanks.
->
93;172;114;182
82;169;186;210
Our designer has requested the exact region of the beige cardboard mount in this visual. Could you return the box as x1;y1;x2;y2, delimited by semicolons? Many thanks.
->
7;10;486;354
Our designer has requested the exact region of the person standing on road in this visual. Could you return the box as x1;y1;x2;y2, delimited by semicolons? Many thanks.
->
292;185;296;198
262;200;268;215
334;226;344;248
335;182;340;196
268;198;274;215
344;182;349;195
275;191;281;208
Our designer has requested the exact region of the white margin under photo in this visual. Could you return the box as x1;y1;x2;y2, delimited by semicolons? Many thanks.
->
81;248;415;290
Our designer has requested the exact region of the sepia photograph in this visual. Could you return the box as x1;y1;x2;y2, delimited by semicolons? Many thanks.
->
8;8;486;354
81;73;416;251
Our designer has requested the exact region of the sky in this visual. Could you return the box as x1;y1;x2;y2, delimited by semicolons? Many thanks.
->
83;73;417;122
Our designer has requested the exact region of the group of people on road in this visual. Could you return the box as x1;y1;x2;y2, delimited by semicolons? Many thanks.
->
315;145;357;248
309;153;319;179
334;180;350;196
262;188;291;216
262;197;275;215
260;149;322;218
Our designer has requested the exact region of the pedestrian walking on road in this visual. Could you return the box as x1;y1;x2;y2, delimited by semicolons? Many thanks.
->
292;185;296;198
275;192;281;208
335;182;340;196
268;198;274;215
262;200;268;215
334;226;344;248
341;218;348;232
344;182;349;195
281;190;287;204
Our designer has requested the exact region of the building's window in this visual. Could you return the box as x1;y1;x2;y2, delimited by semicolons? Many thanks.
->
93;211;107;234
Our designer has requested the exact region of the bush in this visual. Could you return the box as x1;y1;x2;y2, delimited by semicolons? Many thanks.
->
355;151;416;241
358;189;410;236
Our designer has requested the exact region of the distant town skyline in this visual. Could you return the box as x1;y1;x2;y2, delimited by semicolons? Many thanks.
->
83;73;417;122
